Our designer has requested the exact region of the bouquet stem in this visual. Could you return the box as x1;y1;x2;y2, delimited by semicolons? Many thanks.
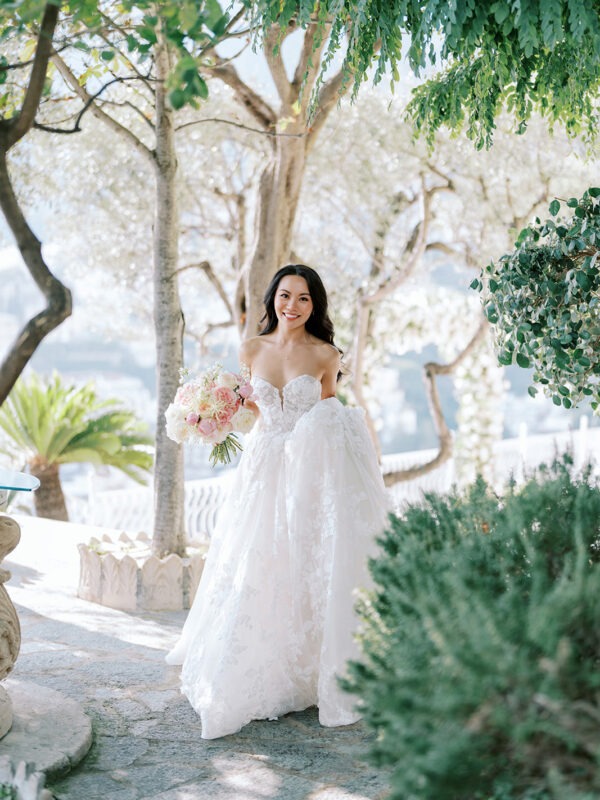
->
209;433;244;467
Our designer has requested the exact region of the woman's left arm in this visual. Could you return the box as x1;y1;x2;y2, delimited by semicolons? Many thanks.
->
320;347;341;400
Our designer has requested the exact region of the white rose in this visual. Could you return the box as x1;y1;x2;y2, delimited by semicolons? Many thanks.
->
205;428;230;445
230;406;256;434
165;404;189;443
216;371;238;390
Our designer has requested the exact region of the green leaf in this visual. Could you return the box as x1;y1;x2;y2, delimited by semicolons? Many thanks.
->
527;385;538;398
169;89;186;110
576;271;591;290
549;199;560;216
100;50;115;61
516;352;531;368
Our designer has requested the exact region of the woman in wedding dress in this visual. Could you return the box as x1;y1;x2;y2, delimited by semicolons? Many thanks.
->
166;264;388;739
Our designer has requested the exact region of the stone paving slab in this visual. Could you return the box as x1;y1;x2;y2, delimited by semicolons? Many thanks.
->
4;516;390;800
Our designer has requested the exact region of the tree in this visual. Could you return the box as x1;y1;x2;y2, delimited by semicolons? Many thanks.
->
473;188;600;412
1;0;252;556
248;0;600;149
207;19;351;335
0;372;153;521
0;1;73;405
297;92;595;480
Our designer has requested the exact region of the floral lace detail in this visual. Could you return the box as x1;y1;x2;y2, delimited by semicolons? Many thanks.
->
166;372;389;739
252;375;322;433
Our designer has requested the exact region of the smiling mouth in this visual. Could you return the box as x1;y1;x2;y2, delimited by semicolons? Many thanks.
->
282;312;300;319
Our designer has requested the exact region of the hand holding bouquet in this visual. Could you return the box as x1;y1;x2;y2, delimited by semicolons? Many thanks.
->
165;364;255;466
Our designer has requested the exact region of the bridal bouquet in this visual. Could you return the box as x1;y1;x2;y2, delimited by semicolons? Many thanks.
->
165;364;255;466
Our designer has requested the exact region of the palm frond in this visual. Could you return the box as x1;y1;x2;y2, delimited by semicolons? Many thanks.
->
0;371;154;481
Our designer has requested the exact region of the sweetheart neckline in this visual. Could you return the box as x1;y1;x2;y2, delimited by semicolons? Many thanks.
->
252;374;321;396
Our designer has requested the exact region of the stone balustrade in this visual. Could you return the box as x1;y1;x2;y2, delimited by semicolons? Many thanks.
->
70;426;598;536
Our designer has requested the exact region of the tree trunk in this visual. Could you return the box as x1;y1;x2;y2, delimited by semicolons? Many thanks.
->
151;33;186;558
242;134;307;336
29;460;68;521
220;22;344;338
0;153;72;405
0;2;71;406
350;295;382;459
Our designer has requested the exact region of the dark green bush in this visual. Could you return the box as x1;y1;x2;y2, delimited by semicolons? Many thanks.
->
344;457;600;800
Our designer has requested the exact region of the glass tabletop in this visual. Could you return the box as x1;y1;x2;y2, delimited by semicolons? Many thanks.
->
0;468;40;492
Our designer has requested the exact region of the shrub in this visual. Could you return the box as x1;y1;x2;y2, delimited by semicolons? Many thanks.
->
471;188;600;412
344;457;600;800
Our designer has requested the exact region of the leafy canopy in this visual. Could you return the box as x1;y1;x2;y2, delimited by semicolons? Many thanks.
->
0;0;232;114
246;0;600;148
472;188;600;412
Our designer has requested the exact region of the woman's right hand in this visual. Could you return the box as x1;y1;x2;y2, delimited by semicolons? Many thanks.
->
243;399;260;417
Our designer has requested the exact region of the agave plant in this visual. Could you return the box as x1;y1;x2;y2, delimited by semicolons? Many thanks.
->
0;372;153;521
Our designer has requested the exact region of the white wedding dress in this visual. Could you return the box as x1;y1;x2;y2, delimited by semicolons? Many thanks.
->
166;374;389;739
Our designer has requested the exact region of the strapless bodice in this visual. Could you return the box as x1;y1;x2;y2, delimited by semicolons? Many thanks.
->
252;375;322;434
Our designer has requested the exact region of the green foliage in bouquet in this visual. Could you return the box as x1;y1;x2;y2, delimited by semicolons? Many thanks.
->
471;188;600;411
209;433;243;467
344;457;600;800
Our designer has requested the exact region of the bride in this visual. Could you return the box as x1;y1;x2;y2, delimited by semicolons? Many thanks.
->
166;264;389;739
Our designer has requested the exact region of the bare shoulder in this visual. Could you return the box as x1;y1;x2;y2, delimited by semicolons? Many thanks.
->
239;336;263;367
315;340;341;370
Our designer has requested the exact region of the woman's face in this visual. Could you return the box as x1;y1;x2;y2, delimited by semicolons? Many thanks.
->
274;275;314;329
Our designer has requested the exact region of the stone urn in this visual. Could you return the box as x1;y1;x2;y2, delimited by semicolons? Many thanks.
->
0;515;21;739
77;532;207;612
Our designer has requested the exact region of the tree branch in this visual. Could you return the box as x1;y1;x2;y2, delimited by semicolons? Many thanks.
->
209;61;277;131
264;25;292;108
96;16;157;86
33;74;156;135
5;2;60;147
383;317;489;486
292;23;318;89
176;116;304;138
305;67;346;150
366;179;432;304
51;51;153;163
175;260;234;319
187;318;235;355
0;152;72;405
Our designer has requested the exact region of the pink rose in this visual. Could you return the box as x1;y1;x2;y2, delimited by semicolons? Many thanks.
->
213;386;237;407
238;382;253;400
186;412;199;425
198;418;217;436
216;407;235;426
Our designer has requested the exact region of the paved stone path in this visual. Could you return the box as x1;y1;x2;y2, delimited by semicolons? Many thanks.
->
5;517;390;800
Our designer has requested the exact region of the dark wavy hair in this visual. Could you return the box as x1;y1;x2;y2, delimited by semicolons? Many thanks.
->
260;264;337;345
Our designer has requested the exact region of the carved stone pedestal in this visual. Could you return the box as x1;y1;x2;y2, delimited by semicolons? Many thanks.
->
78;532;207;612
0;515;21;739
0;756;52;800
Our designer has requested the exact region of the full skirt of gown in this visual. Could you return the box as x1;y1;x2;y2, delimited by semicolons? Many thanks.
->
166;374;389;739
